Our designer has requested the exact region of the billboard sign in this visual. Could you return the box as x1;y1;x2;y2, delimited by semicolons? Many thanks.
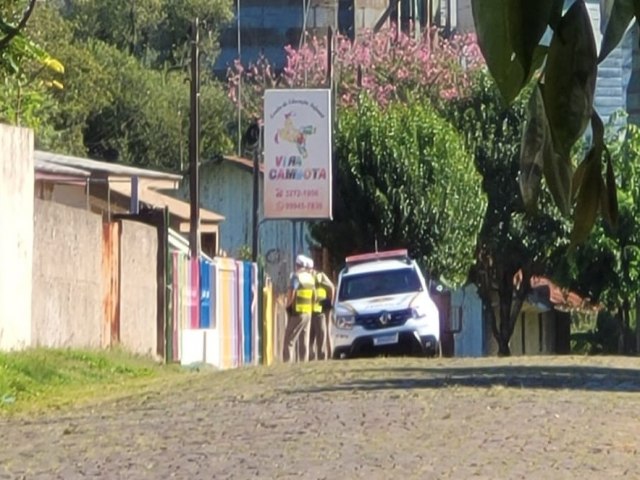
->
263;89;332;219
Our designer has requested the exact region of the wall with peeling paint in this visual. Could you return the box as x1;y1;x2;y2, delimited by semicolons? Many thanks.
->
31;200;159;355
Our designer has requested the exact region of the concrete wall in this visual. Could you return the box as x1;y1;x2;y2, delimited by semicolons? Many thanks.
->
32;200;159;356
119;220;158;357
0;124;34;350
32;199;103;348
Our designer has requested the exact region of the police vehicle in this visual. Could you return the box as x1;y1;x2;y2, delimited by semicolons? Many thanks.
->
331;249;440;359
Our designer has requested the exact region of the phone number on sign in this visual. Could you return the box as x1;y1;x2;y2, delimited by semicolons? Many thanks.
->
277;201;323;211
281;189;320;198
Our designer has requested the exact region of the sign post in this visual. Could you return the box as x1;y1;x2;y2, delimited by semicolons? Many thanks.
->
263;89;333;220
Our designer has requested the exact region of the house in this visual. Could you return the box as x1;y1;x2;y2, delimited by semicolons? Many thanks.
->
34;150;224;257
185;154;313;294
442;277;594;357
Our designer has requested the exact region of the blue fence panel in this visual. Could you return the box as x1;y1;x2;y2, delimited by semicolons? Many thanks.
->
200;259;211;328
243;261;253;364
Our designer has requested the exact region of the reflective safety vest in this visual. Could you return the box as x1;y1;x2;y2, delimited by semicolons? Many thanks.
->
294;271;315;314
313;273;328;313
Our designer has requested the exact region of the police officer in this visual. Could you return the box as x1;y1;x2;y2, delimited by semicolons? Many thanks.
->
310;268;335;360
283;254;315;363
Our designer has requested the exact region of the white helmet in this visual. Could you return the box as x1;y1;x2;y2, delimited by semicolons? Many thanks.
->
295;254;313;269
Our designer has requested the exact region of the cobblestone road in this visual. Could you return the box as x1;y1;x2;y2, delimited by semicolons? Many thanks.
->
2;356;640;479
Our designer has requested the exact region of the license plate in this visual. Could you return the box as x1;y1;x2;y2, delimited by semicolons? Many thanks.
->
373;333;399;346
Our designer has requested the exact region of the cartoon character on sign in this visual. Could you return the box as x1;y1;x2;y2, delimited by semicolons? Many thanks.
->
274;112;316;158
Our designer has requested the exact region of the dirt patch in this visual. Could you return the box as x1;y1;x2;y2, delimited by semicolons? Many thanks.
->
2;356;640;479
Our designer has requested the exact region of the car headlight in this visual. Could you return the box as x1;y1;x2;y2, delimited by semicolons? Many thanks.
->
333;314;356;329
411;306;427;319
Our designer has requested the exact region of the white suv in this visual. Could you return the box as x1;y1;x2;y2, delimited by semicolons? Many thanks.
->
331;249;441;359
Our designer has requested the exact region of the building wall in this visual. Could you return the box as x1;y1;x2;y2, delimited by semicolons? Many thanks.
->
451;283;484;357
35;181;88;210
119;220;159;357
215;0;306;74
32;200;159;355
0;124;34;350
32;199;103;348
193;162;312;294
216;0;428;74
484;307;557;356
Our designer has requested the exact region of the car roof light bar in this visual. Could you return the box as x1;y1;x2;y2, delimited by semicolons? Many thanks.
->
345;249;410;267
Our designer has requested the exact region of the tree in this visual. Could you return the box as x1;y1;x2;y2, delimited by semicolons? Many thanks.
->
553;117;640;354
0;0;36;51
471;0;630;242
310;95;486;288
23;1;233;169
227;25;483;131
444;73;569;356
60;0;233;69
1;0;64;137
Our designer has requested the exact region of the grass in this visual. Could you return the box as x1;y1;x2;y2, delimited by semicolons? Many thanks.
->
0;348;186;415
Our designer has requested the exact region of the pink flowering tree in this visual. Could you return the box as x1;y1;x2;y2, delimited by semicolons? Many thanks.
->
227;25;484;122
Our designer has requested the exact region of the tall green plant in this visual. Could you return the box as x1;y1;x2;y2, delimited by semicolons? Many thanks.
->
444;73;569;356
554;117;640;353
1;0;64;137
471;0;637;242
24;2;233;169
310;95;485;288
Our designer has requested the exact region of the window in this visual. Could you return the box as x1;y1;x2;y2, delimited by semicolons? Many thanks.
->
339;268;422;301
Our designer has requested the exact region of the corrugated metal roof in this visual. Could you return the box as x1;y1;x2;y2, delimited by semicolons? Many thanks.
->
109;181;225;223
223;155;264;173
168;228;214;262
35;150;182;181
34;158;90;177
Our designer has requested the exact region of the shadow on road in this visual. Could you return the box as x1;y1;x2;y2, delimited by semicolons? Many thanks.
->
286;364;640;394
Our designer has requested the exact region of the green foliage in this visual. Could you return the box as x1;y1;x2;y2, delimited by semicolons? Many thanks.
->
472;0;621;238
0;348;181;412
310;95;485;288
0;1;64;139
443;72;569;355
62;0;233;68
19;1;234;170
554;117;640;312
571;310;634;355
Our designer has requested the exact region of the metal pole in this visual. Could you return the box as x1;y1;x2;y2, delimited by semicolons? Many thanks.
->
251;125;261;262
130;175;139;214
292;220;297;267
237;0;242;156
189;17;201;258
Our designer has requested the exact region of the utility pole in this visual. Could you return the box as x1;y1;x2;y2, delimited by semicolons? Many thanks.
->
189;18;200;258
251;123;261;262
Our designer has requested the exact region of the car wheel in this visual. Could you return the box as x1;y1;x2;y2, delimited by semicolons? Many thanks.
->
425;341;441;358
332;349;349;360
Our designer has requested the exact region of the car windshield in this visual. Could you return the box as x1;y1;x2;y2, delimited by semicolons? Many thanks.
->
338;268;423;301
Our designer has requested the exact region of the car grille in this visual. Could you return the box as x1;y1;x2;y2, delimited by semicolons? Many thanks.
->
355;308;413;330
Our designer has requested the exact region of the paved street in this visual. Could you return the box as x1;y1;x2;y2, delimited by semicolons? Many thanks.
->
2;356;640;479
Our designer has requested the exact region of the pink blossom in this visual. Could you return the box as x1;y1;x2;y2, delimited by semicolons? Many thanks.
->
226;24;485;116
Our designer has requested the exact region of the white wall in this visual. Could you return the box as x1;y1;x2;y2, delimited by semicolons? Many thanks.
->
0;124;34;350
